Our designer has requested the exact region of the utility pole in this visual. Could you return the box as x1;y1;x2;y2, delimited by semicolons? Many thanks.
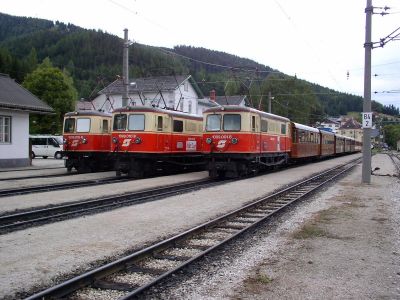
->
268;91;272;113
122;29;129;107
362;0;372;183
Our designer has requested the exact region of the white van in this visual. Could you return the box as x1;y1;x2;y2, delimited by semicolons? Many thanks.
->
29;135;64;159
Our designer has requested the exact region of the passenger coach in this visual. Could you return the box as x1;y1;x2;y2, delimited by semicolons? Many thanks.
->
290;122;320;160
112;106;204;177
203;106;291;178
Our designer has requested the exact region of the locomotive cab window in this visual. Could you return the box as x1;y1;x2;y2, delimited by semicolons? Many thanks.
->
128;114;145;131
251;116;256;132
157;116;163;131
281;124;286;135
206;114;221;131
102;119;109;133
185;121;196;132
173;120;183;132
113;114;127;131
64;118;75;133
223;114;241;131
76;118;90;133
261;119;268;132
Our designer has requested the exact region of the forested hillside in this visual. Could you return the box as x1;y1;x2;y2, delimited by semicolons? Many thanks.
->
0;12;397;124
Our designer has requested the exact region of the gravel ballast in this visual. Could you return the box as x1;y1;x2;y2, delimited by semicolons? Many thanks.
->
160;153;400;299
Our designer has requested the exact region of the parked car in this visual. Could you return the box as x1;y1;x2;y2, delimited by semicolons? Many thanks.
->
29;135;64;159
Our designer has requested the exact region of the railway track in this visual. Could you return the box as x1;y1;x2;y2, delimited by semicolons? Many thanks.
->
388;152;400;175
0;176;130;197
26;158;360;300
0;179;221;234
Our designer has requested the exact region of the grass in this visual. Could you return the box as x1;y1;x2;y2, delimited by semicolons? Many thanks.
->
292;223;330;239
255;274;274;284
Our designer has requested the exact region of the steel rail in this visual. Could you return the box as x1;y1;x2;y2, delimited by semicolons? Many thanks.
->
388;152;400;175
0;171;79;182
0;176;130;198
25;158;360;300
0;166;64;173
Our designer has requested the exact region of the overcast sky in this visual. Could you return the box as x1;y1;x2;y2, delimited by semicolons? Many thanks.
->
1;0;399;109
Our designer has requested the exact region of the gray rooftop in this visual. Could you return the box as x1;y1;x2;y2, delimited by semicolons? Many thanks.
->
340;118;362;129
215;95;248;106
0;74;53;113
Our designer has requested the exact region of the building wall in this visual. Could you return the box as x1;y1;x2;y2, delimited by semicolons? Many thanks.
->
339;128;363;142
91;80;200;115
0;110;30;168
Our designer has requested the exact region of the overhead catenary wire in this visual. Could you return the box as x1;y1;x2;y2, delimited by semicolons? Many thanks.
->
159;48;283;75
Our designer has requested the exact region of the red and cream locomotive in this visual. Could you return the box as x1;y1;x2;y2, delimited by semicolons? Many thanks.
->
202;106;292;178
111;106;204;177
62;110;114;172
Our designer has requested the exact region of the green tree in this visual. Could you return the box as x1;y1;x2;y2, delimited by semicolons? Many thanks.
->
383;124;400;149
23;57;77;134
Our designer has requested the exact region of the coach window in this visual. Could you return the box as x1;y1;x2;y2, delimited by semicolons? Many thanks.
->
299;130;305;143
76;118;91;133
206;114;221;131
292;129;297;143
157;116;163;131
223;114;241;131
128;114;145;131
173;120;183;132
102;119;109;133
113;114;127;131
64;118;75;133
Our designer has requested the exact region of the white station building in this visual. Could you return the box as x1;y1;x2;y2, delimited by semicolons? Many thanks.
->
0;74;53;168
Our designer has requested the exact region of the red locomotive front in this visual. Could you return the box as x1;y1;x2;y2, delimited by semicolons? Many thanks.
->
62;111;113;172
111;106;204;177
203;106;291;178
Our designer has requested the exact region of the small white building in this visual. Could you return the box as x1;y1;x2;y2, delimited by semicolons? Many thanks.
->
0;74;53;168
319;117;341;133
91;75;208;116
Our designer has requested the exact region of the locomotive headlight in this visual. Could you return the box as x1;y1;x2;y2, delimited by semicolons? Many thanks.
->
134;137;142;144
112;137;119;144
231;137;239;144
206;137;213;144
81;137;88;144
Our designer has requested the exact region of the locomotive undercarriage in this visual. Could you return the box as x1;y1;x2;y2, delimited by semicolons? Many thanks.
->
208;152;289;178
115;153;206;178
63;152;114;173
